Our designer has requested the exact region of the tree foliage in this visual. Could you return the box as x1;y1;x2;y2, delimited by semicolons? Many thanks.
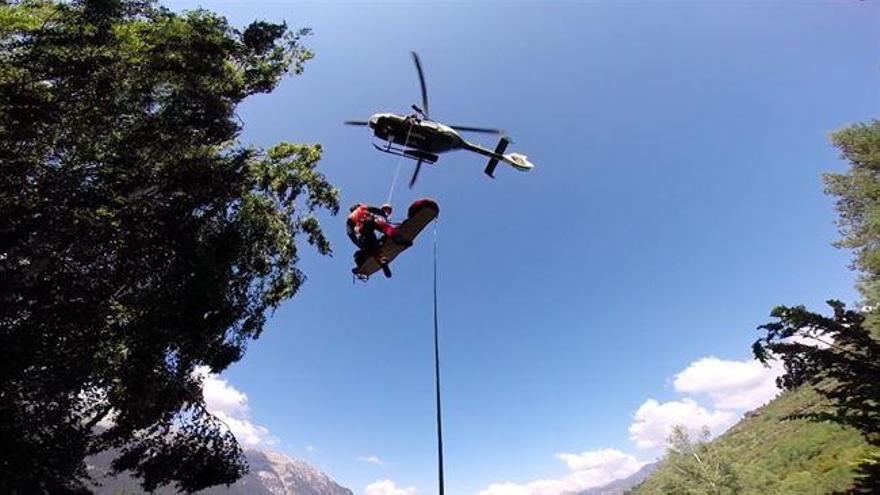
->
824;120;880;319
753;302;880;445
753;302;880;492
655;425;741;495
751;120;880;493
0;0;338;492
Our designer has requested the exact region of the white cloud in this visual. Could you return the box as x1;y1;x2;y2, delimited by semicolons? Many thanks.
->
306;445;315;453
201;369;250;417
672;356;783;410
195;366;273;447
96;409;117;429
555;448;638;472
365;479;418;495
478;449;645;495
359;455;385;466
478;483;533;495
628;398;736;450
481;354;785;493
212;410;272;446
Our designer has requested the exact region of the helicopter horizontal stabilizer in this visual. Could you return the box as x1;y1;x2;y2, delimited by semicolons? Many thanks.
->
484;137;510;178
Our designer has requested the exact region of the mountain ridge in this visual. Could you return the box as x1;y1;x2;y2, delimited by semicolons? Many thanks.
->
87;445;352;495
577;461;659;495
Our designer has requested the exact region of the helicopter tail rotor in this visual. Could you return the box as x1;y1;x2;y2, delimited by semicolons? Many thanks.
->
483;137;534;176
484;137;510;178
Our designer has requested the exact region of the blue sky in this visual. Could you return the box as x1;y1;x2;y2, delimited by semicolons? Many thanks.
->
170;1;878;493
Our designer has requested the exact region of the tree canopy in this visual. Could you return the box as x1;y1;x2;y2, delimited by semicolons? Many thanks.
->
0;0;338;492
824;120;880;336
753;301;880;445
655;425;741;495
752;120;880;493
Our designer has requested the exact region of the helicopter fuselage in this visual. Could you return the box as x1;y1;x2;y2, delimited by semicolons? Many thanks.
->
363;112;533;173
345;52;533;187
368;113;465;155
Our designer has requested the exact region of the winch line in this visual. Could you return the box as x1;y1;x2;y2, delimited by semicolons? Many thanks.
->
386;122;415;205
431;220;445;495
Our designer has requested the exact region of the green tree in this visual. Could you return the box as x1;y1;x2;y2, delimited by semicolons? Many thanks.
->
655;425;741;495
752;120;880;493
0;0;338;492
753;302;880;493
753;302;880;445
824;121;880;327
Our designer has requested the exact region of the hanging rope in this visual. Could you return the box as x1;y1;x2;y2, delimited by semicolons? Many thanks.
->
386;157;404;205
386;122;415;205
432;220;445;495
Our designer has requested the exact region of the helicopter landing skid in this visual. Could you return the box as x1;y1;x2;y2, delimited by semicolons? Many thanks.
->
373;142;439;164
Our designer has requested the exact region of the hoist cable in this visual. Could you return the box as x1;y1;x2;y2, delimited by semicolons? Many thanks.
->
432;220;445;495
386;122;415;204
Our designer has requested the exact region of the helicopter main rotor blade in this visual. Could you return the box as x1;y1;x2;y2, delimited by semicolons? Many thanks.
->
449;125;505;134
411;52;429;119
344;120;370;126
409;158;424;189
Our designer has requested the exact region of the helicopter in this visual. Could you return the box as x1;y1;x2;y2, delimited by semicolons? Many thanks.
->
345;52;535;188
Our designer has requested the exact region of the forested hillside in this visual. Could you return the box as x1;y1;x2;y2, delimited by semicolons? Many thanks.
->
632;386;871;494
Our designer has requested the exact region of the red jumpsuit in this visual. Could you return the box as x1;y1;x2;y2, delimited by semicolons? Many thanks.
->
346;205;396;253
